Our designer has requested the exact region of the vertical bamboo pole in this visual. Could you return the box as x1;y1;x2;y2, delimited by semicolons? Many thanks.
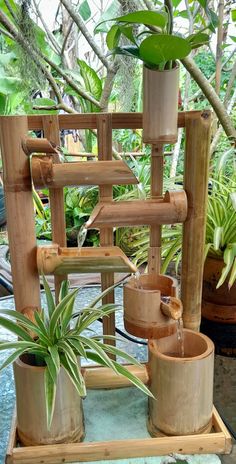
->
181;111;212;331
148;144;164;274
42;116;66;300
0;116;41;313
97;114;115;349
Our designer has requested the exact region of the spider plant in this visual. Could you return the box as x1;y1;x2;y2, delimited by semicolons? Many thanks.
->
0;277;152;429
128;165;236;289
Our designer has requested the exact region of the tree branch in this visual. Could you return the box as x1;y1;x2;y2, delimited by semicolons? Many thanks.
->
60;0;111;70
210;87;236;154
181;55;236;141
32;0;61;54
0;9;102;110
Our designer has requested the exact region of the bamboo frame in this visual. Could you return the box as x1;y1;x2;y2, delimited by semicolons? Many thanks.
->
181;111;212;331
22;137;57;155
31;157;138;188
42;115;67;300
97;114;116;348
0;116;41;314
1;110;221;463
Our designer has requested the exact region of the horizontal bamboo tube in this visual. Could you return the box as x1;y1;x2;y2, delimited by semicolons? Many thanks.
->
87;191;187;228
31;157;138;188
26;111;196;131
22;138;58;155
37;244;137;275
83;364;148;389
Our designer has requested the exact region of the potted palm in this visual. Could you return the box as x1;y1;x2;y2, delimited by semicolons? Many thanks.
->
0;277;152;446
104;10;209;143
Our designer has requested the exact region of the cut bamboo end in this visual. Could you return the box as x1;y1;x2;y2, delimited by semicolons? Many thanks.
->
22;138;58;156
37;244;137;275
31;157;138;188
86;190;187;229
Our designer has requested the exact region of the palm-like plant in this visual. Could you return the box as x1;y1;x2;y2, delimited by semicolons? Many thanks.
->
0;277;152;429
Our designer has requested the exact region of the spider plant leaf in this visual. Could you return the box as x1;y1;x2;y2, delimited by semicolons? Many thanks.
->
34;311;50;343
0;346;32;371
60;355;86;398
216;246;235;289
228;257;236;289
42;275;55;317
68;338;88;359
78;336;118;373
45;355;59;386
58;340;78;366
48;346;60;374
0;309;43;335
161;239;182;274
59;280;70;303
61;293;77;334
49;289;79;339
0;316;33;342
112;361;154;398
213;226;223;251
87;282;123;308
230;193;236;211
44;367;56;430
95;341;141;367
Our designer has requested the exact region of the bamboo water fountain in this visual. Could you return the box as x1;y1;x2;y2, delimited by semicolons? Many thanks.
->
0;111;232;464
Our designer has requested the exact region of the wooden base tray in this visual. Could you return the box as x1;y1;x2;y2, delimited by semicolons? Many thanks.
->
6;366;232;464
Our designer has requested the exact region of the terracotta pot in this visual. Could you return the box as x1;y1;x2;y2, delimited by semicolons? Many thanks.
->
142;65;179;144
202;256;236;323
14;355;85;446
148;329;214;436
123;274;178;339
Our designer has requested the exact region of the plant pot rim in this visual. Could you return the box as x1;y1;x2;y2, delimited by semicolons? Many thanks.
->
15;356;46;371
125;273;175;293
143;63;179;73
148;329;214;362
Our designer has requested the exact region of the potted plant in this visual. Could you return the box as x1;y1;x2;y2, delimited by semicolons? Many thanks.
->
0;277;152;446
103;9;209;143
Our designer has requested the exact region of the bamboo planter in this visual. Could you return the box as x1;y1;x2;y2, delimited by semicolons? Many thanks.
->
142;65;179;144
14;356;84;446
148;329;214;437
123;274;179;339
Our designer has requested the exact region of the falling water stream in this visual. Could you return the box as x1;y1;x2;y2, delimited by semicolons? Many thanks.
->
134;270;143;289
77;224;88;248
177;317;184;357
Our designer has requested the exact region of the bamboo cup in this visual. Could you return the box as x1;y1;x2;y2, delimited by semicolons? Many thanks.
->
148;329;214;436
123;274;179;339
14;356;84;446
142;65;179;144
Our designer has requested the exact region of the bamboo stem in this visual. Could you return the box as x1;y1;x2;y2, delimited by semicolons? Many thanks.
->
22;138;57;156
181;111;212;330
42;116;67;301
97;114;115;350
148;144;164;274
0;116;41;313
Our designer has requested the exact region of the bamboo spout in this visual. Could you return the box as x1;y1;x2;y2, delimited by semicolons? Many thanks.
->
22;138;58;156
160;297;183;321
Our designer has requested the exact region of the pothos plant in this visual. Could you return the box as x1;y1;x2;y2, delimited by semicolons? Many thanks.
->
0;277;152;429
103;9;210;70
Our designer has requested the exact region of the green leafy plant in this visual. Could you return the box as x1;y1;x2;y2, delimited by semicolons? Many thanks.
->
0;277;152;429
103;9;210;70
